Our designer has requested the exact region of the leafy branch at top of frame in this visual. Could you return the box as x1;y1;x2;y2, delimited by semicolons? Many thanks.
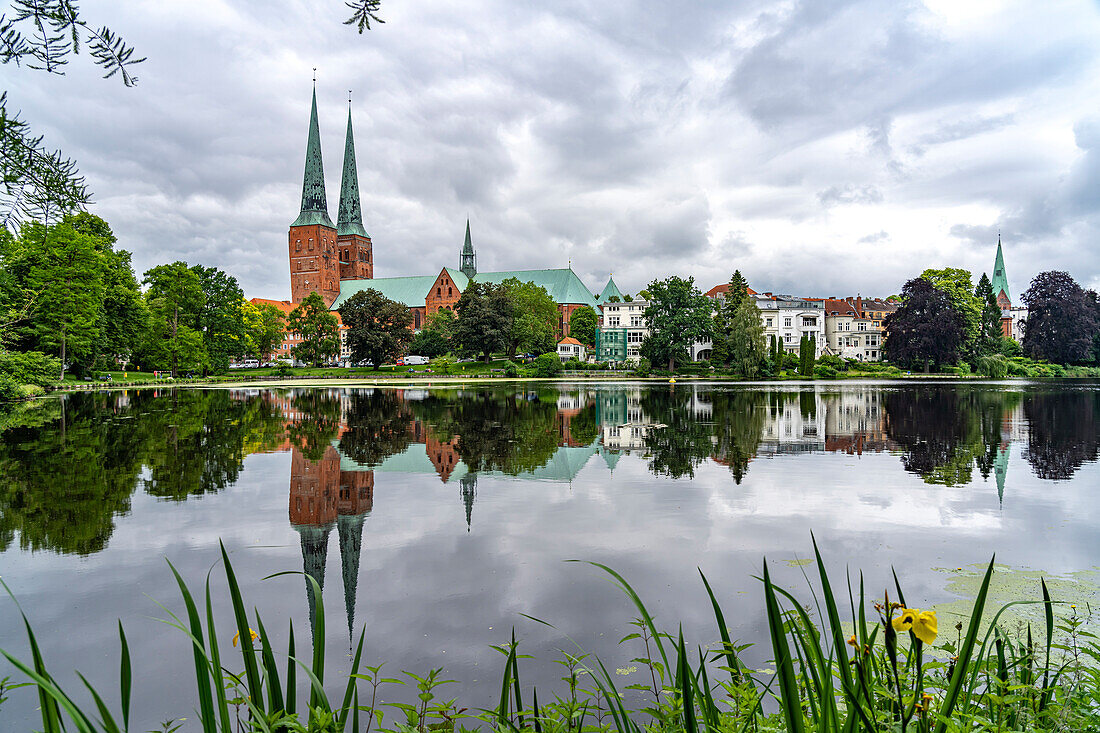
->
344;0;385;34
1;0;145;85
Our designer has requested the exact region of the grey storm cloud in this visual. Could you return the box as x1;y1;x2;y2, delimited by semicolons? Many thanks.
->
6;0;1100;300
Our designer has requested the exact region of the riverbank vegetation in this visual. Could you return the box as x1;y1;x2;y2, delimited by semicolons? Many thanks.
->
2;540;1097;732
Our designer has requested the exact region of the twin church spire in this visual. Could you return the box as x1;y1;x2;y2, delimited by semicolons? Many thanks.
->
292;82;367;237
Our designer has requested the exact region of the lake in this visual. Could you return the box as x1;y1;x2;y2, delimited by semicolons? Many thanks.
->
1;381;1098;730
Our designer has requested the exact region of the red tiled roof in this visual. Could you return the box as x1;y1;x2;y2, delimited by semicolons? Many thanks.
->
705;283;759;298
559;337;583;346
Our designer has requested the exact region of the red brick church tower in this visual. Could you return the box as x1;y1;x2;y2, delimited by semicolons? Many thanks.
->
289;83;340;305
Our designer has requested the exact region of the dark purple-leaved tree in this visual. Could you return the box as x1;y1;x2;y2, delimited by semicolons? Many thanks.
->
883;277;965;371
1020;271;1100;364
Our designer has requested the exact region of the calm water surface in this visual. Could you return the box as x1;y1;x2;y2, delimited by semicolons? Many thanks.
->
1;381;1098;729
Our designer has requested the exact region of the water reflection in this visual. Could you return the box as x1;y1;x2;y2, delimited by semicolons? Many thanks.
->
1;382;1099;560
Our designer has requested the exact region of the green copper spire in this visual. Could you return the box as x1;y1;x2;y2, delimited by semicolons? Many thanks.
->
337;102;369;237
337;512;367;645
991;235;1010;304
460;219;477;279
598;274;623;303
292;84;335;228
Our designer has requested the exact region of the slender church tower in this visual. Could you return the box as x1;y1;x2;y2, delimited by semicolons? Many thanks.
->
337;99;373;282
459;219;477;279
289;81;340;305
991;235;1012;337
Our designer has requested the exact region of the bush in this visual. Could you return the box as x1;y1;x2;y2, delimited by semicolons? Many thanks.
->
503;360;520;377
1000;337;1023;357
813;364;838;379
0;376;22;402
781;352;799;370
0;350;61;387
633;357;651;377
531;353;563;378
817;354;845;371
976;354;1008;378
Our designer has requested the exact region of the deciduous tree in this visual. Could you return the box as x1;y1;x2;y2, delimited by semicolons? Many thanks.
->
1021;271;1099;364
501;278;558;357
883;277;965;371
567;306;598;347
639;276;714;371
922;268;981;354
287;292;340;367
453;281;513;362
142;261;206;377
338;288;413;369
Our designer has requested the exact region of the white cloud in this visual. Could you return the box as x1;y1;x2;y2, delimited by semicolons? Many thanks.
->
7;0;1100;300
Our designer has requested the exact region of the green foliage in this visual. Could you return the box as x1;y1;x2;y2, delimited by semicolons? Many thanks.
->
923;267;982;354
531;352;563;377
287;292;340;367
503;360;520;377
1022;270;1100;364
568;305;598;346
633;357;651;377
409;309;453;357
338;287;413;369
886;277;966;370
141;261;206;376
727;287;766;377
501;278;558;358
799;335;816;375
242;301;285;361
453;281;513;361
813;364;838;378
190;265;247;373
975;272;1004;356
976;353;1009;378
640;276;714;371
0;349;60;387
1001;336;1023;357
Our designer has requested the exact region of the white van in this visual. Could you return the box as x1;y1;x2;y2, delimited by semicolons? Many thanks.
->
404;355;430;365
241;359;260;369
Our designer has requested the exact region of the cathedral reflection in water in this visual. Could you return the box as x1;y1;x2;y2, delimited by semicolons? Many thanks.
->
247;382;1086;639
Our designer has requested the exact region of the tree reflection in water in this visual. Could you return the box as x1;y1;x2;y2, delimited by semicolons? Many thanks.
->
2;382;1099;557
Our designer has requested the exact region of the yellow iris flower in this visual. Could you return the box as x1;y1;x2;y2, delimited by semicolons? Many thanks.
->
232;628;261;647
891;608;937;644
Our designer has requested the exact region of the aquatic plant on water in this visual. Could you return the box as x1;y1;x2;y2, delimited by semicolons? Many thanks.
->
2;537;1099;732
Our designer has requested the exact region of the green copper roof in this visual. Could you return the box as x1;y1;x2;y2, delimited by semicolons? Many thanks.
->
460;219;477;278
473;268;598;309
991;237;1010;303
292;86;334;229
329;268;470;310
337;106;369;237
597;274;623;303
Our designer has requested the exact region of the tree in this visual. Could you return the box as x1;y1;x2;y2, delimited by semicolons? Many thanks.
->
921;268;981;355
501;278;558;357
728;296;766;377
568;305;598;346
883;277;965;371
1020;271;1100;364
453;281;513;362
142;261;206;376
287;292;340;367
409;309;453;357
191;265;247;373
1;3;145;229
710;270;750;367
243;301;286;361
338;288;413;369
20;219;107;377
799;335;816;376
974;273;1003;356
639;276;714;371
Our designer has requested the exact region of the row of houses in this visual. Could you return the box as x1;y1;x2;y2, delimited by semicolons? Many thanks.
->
583;276;900;364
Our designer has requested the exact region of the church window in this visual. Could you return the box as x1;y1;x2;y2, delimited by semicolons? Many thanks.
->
297;262;301;271
437;287;441;296
448;286;452;296
295;241;301;251
308;239;314;251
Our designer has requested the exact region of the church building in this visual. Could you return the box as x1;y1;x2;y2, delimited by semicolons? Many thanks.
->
284;85;598;336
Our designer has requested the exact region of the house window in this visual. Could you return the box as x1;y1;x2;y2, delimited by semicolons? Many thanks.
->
609;317;620;327
802;317;817;327
858;323;867;331
784;334;792;343
766;318;773;327
784;317;792;327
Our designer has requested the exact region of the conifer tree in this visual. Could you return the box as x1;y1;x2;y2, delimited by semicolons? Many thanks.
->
974;273;1004;355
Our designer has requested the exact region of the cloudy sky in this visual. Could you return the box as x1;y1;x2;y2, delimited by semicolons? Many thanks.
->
7;0;1100;301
